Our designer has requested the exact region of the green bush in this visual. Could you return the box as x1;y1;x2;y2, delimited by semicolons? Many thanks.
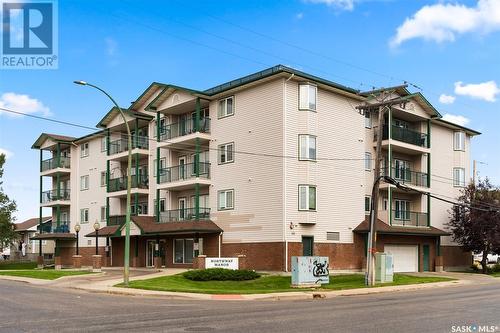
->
491;264;500;273
183;268;261;281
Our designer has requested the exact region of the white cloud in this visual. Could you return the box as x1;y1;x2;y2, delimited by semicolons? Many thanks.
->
304;0;355;11
442;113;470;126
439;94;456;104
105;37;118;56
296;12;304;19
390;0;500;46
0;92;51;117
454;80;500;102
0;148;13;159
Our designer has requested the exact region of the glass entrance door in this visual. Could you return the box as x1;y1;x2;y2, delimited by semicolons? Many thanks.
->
146;240;155;267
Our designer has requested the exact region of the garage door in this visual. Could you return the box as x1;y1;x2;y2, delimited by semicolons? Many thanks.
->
384;245;418;272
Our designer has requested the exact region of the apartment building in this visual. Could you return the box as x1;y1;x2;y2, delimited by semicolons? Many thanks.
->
30;65;479;272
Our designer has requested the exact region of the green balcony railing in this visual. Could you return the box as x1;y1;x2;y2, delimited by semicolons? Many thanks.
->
108;136;149;155
41;156;71;172
392;210;429;227
159;117;210;142
158;162;210;184
108;174;149;192
158;208;211;223
381;167;429;188
41;189;71;203
108;215;126;226
376;125;428;147
51;221;71;233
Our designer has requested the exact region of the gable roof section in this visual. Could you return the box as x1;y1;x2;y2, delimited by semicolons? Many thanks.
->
129;82;165;111
127;216;223;235
31;133;76;149
15;216;51;232
96;106;154;128
433;118;481;136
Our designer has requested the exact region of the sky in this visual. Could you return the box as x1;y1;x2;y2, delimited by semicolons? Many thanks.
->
1;0;499;222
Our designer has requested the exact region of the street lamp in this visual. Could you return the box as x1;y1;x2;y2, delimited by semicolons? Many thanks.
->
74;223;81;255
74;80;132;286
93;220;100;255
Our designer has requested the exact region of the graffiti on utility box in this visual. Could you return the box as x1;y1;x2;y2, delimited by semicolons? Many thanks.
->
291;256;330;286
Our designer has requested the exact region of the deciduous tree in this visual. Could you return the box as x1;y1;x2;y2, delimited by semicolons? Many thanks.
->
0;154;17;251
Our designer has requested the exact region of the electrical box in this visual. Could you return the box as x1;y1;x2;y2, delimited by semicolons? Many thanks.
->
375;253;394;283
291;256;330;286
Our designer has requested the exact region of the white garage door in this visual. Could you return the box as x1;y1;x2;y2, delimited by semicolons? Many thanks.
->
384;245;418;273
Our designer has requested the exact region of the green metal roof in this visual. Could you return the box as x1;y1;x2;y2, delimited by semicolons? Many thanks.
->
96;106;153;128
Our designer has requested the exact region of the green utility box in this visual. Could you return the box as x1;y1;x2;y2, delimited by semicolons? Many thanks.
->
375;253;394;283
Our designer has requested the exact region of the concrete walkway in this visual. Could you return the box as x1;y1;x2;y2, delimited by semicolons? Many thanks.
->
1;269;498;301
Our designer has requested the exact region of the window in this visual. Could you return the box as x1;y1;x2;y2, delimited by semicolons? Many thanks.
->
131;202;148;215
154;157;166;177
218;143;234;164
365;152;372;171
454;131;465;151
394;200;410;220
218;189;234;210
160;198;166;212
174;239;195;264
100;206;106;222
365;196;371;214
299;135;317;161
80;142;89;157
218;96;234;118
453;168;466;187
100;171;107;187
326;232;340;241
364;110;372;128
299;185;316;211
100;137;107;152
394;159;411;181
299;83;317;111
80;208;89;223
80;175;89;190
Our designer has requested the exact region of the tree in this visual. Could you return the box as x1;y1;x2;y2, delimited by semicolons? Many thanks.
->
447;178;500;274
0;153;17;251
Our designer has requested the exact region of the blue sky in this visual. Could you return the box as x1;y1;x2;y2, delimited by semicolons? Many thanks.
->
1;0;499;221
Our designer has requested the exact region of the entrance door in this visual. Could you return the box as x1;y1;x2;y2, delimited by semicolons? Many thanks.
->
146;240;155;267
178;198;187;220
302;236;314;256
159;240;166;267
385;245;419;272
423;244;430;271
178;156;186;180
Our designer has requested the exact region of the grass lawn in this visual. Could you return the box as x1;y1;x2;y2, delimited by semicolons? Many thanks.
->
0;262;37;270
492;272;500;277
120;273;454;295
0;270;94;280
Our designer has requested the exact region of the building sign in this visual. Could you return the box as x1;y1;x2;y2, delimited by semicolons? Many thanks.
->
205;257;239;270
291;256;330;285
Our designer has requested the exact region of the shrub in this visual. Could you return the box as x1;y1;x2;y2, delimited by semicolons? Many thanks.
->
491;264;500;273
183;268;261;281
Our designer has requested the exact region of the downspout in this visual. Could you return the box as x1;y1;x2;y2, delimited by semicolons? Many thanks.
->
283;73;294;272
218;232;222;258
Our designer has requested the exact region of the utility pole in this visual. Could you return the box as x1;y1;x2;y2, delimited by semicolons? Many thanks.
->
356;85;409;286
472;159;477;186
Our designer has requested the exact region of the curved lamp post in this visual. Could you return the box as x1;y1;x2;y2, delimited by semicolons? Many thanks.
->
74;223;81;255
93;220;100;255
74;80;132;285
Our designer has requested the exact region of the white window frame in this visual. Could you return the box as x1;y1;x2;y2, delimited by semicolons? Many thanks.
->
100;171;106;187
100;206;106;222
299;83;317;111
298;135;317;161
365;196;371;214
453;167;466;187
454;131;465;151
100;137;107;152
80;175;89;191
364;110;372;128
218;189;234;210
394;199;411;220
365;152;372;171
80;208;89;223
80;142;89;158
218;142;234;164
218;96;234;118
298;185;317;211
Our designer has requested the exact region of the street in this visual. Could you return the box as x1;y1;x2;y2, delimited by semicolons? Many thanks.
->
0;279;498;333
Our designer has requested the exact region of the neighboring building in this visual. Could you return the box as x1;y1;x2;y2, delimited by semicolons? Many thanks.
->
30;65;479;271
12;217;54;260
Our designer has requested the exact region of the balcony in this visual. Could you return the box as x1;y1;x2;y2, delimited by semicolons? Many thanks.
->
391;210;429;227
108;137;149;156
158;208;211;223
41;189;70;206
158;163;211;190
108;174;149;193
51;221;71;233
158;117;211;149
108;215;125;226
40;157;71;175
381;125;428;147
382;167;429;188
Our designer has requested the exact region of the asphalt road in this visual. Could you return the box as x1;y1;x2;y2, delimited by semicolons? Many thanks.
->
0;280;499;333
